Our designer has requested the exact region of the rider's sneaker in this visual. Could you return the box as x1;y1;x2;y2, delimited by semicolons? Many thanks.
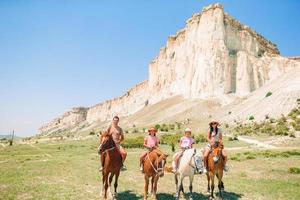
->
202;168;207;174
98;166;103;172
140;166;144;173
171;168;177;173
224;165;229;172
121;165;127;171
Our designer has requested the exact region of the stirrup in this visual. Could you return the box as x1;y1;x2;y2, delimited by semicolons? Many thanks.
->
224;165;229;172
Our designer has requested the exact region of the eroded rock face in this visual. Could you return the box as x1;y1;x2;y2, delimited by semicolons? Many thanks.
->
39;107;88;134
39;3;300;134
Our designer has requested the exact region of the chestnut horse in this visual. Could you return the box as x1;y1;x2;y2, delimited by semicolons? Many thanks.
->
143;148;168;200
99;131;122;200
206;143;225;200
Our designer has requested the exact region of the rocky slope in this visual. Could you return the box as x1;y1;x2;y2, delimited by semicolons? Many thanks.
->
39;3;300;135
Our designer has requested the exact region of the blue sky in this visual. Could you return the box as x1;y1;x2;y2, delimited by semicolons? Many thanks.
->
0;0;299;136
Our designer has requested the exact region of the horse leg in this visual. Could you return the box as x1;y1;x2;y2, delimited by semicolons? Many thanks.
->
150;176;154;197
210;172;215;199
188;174;194;200
113;171;119;199
217;170;224;199
103;173;109;200
206;172;210;194
144;175;149;200
177;176;184;199
174;174;179;199
108;173;114;198
152;175;159;200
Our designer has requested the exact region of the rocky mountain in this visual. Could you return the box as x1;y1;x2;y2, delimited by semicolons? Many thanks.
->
39;3;300;135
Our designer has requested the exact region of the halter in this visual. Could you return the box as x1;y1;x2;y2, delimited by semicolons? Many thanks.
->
188;149;201;173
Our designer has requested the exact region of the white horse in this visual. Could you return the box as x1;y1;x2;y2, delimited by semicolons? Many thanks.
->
173;148;204;200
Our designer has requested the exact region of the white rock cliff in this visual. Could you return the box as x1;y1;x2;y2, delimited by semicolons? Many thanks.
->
39;3;300;134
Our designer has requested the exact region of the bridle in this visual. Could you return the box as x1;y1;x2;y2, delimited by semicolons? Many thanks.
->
101;135;116;154
188;149;200;172
146;151;166;176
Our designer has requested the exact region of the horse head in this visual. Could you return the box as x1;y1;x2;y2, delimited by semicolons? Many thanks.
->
152;149;168;177
100;131;116;153
211;144;222;163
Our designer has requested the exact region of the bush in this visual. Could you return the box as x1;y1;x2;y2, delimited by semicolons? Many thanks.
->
89;131;95;135
288;167;300;174
194;134;206;143
123;136;144;148
246;155;256;160
249;116;255;120
265;91;272;97
155;124;161;130
160;134;181;146
230;156;240;161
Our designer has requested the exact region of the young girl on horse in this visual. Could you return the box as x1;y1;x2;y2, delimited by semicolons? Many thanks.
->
172;128;195;173
203;120;228;173
139;127;160;173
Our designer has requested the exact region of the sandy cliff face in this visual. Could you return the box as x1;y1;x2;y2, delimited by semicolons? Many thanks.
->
39;3;300;134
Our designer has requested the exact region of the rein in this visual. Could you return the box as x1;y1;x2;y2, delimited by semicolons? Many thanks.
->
146;152;165;176
104;146;116;153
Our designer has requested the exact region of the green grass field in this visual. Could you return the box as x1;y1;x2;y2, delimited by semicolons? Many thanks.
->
1;138;300;200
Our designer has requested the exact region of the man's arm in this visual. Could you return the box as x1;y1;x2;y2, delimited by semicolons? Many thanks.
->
120;128;124;143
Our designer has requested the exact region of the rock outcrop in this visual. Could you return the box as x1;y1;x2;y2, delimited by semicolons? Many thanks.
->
39;3;300;134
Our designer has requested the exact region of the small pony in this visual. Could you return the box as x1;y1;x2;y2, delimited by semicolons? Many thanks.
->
173;148;204;200
206;142;225;200
143;148;168;200
99;131;122;200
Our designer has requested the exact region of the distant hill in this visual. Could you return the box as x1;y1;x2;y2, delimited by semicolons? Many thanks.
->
0;135;21;140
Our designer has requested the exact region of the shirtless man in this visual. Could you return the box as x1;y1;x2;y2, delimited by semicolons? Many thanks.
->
99;116;127;171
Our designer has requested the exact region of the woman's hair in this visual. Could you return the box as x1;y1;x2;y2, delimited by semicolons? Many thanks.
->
209;125;219;135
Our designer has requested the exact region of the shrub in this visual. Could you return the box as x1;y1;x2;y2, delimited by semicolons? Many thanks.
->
132;129;139;134
123;136;144;148
160;134;181;146
169;124;175;131
89;131;95;135
288;167;300;174
194;134;206;143
155;124;161;130
230;156;240;161
265;91;272;97
246;155;256;160
249;116;255;120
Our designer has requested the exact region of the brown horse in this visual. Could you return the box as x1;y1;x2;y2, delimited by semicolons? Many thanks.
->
143;148;168;200
99;131;122;200
206;143;225;200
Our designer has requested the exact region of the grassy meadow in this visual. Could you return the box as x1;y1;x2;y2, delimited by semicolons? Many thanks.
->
0;137;300;200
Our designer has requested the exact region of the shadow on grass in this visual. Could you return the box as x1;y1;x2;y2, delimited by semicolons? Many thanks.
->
221;191;243;200
157;192;207;200
157;191;243;200
118;190;142;200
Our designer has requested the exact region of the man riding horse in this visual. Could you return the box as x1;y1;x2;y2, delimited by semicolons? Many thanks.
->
99;116;127;171
203;119;228;173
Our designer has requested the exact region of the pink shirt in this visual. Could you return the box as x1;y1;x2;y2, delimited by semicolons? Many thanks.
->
180;136;194;148
144;135;159;148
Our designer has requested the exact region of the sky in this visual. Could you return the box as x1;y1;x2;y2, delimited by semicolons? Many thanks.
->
0;0;299;137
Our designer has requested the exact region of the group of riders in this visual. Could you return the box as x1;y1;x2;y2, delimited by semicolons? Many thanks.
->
98;115;229;173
